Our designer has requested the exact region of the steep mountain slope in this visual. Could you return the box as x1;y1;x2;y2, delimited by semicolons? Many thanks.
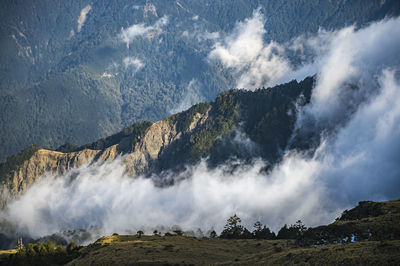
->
0;77;314;209
1;0;398;161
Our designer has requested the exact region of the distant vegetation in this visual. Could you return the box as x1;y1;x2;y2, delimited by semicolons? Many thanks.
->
219;214;306;240
5;241;80;265
169;102;211;133
157;77;315;171
0;145;39;183
56;120;153;153
1;0;398;161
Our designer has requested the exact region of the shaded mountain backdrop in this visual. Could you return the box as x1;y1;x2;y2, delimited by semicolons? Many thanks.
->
0;77;314;208
1;0;399;161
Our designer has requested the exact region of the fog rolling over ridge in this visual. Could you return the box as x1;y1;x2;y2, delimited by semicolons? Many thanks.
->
2;15;400;242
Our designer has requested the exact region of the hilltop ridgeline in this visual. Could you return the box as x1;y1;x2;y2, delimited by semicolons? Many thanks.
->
0;77;314;208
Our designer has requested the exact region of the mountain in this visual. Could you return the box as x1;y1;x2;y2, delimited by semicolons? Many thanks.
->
0;77;314;209
1;0;399;162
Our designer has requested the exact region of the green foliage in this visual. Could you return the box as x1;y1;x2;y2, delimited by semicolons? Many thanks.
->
220;216;277;240
6;241;78;265
277;220;307;239
136;230;144;238
253;221;276;239
56;121;153;153
157;89;241;169
209;230;217;238
170;102;211;133
157;77;314;172
172;225;183;236
0;145;39;182
66;242;78;254
55;143;80;153
220;214;246;239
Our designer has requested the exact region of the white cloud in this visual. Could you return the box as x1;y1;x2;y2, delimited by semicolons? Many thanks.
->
307;19;400;121
77;5;92;32
208;9;292;89
318;70;400;203
123;56;144;71
2;157;331;240
120;16;168;48
208;9;400;103
182;26;219;42
169;79;205;114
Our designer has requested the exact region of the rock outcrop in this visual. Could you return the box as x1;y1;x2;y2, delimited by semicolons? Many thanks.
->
0;108;209;208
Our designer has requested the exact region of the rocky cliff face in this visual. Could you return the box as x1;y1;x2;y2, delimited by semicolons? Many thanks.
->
0;109;209;209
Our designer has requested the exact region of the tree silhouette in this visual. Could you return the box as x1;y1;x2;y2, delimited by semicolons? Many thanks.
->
252;221;276;239
136;230;144;238
277;220;307;239
220;214;245;239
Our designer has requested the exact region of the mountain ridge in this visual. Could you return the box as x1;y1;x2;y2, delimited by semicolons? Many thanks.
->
0;77;314;209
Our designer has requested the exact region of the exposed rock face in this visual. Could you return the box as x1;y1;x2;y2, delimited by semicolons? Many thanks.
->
124;111;208;175
0;149;104;209
0;109;209;209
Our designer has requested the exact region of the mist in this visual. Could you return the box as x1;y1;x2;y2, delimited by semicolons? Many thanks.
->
169;79;205;114
1;14;400;243
120;16;168;48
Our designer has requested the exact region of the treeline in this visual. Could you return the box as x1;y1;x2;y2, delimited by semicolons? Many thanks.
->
132;214;306;240
5;214;305;265
0;145;39;181
219;214;306;240
5;241;80;265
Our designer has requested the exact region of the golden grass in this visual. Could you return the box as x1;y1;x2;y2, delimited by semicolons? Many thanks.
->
65;235;400;266
0;249;17;262
0;249;17;255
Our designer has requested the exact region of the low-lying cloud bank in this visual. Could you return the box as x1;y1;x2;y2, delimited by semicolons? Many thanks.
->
1;14;400;242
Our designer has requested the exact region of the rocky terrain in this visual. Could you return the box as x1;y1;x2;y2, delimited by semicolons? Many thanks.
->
0;107;209;209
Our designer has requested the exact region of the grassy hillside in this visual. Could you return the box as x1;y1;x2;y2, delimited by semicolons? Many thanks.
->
68;237;400;265
298;199;400;246
4;235;400;265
